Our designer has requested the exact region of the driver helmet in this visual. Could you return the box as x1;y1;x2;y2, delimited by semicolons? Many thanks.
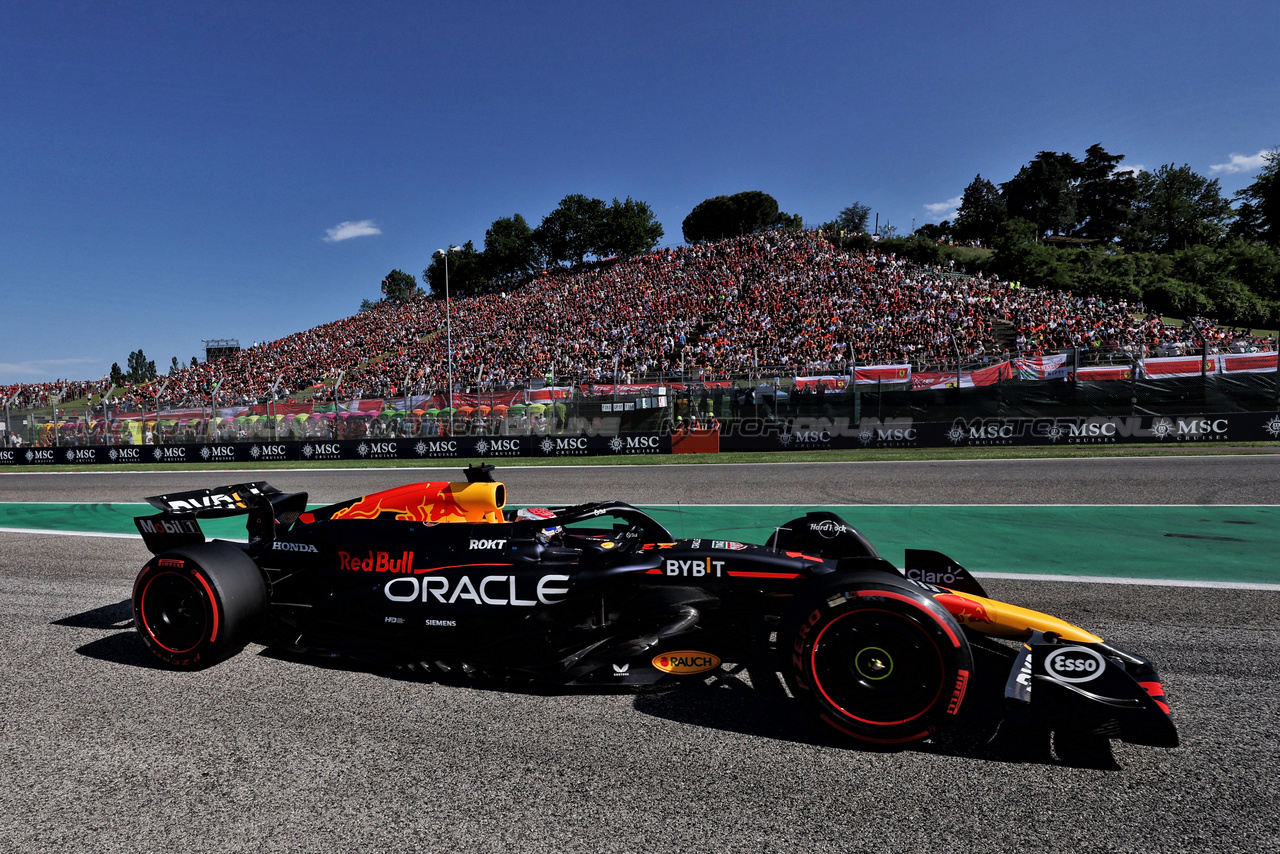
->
517;507;563;544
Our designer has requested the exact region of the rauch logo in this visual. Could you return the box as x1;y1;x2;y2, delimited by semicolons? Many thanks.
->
651;651;722;675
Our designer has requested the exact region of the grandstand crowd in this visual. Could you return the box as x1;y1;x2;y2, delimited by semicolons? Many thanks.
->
4;230;1274;413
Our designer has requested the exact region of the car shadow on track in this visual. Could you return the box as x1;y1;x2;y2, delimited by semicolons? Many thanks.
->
631;643;1121;770
74;631;171;669
260;642;1118;769
54;603;1120;769
54;599;172;671
53;598;134;630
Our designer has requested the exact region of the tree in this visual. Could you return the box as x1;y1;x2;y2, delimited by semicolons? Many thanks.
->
914;221;951;241
380;269;421;303
423;241;485;298
190;356;198;368
110;362;124;385
1225;238;1280;303
991;217;1039;255
880;234;944;266
728;191;786;235
1170;244;1265;323
169;356;180;375
682;195;736;243
990;218;1072;289
775;211;804;231
681;191;798;243
836;202;871;234
126;349;157;383
952;175;1006;245
1231;148;1280;247
533;194;609;266
1124;164;1234;252
1074;143;1138;243
1001;151;1080;237
598;197;665;258
482;214;539;282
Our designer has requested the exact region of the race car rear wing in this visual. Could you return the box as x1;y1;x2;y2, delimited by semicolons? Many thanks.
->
135;482;309;554
143;482;283;517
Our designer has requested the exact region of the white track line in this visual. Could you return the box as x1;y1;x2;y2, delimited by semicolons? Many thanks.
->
0;527;139;539
0;527;247;542
972;570;1280;592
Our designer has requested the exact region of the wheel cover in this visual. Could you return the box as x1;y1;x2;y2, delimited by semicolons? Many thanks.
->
140;572;208;654
810;607;945;726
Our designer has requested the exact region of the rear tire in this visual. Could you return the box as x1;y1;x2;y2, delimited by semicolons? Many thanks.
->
133;541;267;669
782;575;972;746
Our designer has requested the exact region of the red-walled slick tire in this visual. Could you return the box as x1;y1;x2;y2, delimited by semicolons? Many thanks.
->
133;541;267;669
782;575;973;746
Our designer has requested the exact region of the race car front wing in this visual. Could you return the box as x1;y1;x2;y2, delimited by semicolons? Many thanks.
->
1005;630;1177;747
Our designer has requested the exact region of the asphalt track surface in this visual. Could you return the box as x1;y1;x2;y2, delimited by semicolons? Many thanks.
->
3;457;1279;852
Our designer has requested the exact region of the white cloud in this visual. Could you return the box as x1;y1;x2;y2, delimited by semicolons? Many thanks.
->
1114;164;1144;176
0;357;102;383
323;220;382;242
924;196;962;218
1210;150;1268;174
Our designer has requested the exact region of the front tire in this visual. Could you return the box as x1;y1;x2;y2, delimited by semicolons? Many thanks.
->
133;541;267;669
782;575;973;745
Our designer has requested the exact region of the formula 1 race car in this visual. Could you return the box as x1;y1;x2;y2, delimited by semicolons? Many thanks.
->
131;466;1177;748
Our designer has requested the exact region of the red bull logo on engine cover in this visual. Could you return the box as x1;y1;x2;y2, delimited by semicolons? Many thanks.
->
339;550;415;574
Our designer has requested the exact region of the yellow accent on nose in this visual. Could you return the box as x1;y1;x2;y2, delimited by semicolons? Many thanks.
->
939;591;1103;643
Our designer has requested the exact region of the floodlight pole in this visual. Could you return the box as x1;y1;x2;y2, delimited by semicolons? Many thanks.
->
437;246;461;434
951;328;962;389
102;384;115;445
50;389;64;447
155;381;169;439
269;376;282;440
209;377;223;442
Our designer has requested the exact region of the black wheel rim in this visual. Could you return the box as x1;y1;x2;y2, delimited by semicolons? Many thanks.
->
140;572;208;654
810;608;945;726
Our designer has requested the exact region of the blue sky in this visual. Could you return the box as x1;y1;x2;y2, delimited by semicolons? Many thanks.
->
2;1;1277;385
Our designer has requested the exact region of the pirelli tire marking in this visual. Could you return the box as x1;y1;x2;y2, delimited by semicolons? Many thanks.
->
134;564;220;666
785;585;972;745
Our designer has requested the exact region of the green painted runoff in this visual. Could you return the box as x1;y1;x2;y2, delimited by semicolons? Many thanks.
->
0;502;1276;585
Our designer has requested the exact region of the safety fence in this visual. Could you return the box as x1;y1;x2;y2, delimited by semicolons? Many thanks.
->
3;410;1278;466
5;360;1280;464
